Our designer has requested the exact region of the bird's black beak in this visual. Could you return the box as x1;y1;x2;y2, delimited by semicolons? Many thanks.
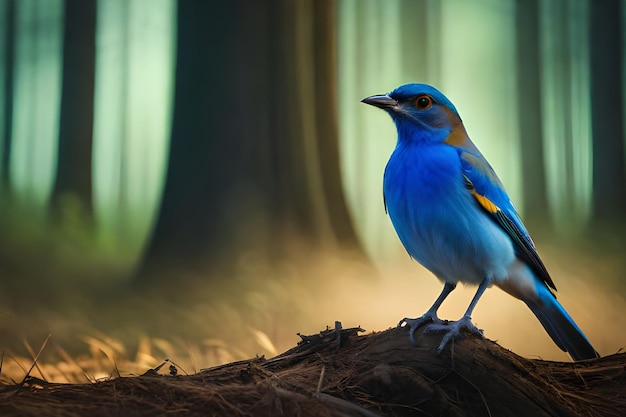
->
361;94;398;109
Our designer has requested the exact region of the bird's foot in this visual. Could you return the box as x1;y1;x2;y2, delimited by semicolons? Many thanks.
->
398;313;446;344
424;315;483;353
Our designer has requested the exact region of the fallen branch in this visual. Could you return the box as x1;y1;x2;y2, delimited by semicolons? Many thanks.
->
1;325;624;417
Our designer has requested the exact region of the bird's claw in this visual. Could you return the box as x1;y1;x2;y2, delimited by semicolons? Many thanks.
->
398;313;446;344
423;315;484;353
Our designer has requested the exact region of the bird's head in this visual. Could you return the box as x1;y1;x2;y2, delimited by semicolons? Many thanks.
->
362;83;467;145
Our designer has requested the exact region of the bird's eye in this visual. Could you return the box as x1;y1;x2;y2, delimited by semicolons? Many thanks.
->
415;95;433;109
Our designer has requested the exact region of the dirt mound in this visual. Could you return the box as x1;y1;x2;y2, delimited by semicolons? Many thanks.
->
1;324;624;417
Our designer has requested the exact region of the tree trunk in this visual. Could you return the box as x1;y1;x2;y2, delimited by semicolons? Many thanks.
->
138;0;362;284
50;0;96;220
116;0;130;244
1;325;623;417
310;0;359;247
590;0;626;222
515;0;549;226
1;0;16;196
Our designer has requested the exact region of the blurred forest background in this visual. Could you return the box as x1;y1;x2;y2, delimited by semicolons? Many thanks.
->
0;0;625;382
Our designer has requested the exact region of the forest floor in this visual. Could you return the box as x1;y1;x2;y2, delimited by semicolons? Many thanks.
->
1;323;625;417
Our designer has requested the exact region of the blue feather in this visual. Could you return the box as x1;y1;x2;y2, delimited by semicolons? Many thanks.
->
363;83;598;360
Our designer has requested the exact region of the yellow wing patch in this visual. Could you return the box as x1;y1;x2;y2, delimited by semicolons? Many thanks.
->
471;189;499;213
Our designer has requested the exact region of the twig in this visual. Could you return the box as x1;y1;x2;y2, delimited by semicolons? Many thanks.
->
315;392;383;417
316;365;325;394
21;333;52;384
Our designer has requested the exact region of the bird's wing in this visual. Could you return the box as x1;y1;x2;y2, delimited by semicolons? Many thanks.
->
459;150;556;291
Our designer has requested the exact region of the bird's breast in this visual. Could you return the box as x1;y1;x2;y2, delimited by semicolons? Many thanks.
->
383;143;515;284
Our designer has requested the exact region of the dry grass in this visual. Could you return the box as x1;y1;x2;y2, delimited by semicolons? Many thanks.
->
0;330;267;384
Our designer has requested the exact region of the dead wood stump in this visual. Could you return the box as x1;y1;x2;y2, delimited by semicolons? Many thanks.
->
1;324;624;417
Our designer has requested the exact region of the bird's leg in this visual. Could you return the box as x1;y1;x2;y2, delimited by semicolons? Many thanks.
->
426;276;492;353
398;282;456;344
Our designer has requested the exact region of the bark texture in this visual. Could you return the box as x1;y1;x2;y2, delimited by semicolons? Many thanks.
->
1;325;624;417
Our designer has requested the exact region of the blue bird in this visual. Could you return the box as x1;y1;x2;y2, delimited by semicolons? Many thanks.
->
362;83;598;361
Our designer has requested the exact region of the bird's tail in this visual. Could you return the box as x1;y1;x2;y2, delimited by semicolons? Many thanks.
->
524;287;598;361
